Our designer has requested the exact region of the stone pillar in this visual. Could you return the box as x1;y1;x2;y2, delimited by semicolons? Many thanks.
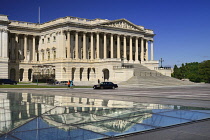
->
59;30;65;59
75;31;78;60
2;29;8;58
82;68;88;81
117;35;120;59
151;41;154;61
129;36;133;62
32;36;35;61
96;32;99;59
123;36;126;60
83;32;86;60
135;37;139;62
110;34;113;58
141;38;144;62
15;34;19;60
146;40;148;61
24;35;27;61
103;33;107;59
90;32;94;60
23;69;28;81
67;31;71;58
74;67;80;81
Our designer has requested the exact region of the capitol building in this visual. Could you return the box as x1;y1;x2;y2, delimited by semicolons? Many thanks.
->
0;14;171;84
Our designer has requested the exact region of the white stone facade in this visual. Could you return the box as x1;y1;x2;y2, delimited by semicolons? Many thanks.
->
0;14;163;84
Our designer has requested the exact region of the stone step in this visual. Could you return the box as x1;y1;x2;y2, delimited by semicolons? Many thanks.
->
120;64;194;87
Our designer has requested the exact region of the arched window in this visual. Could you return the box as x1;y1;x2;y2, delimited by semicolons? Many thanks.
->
53;50;56;59
48;51;50;60
42;52;44;60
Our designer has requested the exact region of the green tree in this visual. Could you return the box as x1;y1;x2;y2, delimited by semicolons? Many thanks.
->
199;60;210;83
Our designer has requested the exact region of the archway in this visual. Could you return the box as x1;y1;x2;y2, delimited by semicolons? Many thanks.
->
80;68;84;81
19;69;24;81
87;68;91;81
28;69;32;81
10;68;16;81
71;68;76;80
102;69;109;81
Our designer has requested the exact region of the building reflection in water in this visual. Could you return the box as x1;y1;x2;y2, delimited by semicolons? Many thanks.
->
0;92;210;140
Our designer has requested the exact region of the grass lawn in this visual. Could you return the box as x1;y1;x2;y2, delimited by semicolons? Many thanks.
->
0;85;92;88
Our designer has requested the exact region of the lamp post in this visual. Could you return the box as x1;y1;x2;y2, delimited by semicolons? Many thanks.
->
159;58;164;68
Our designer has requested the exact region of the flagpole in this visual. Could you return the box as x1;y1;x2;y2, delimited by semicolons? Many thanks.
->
38;7;40;24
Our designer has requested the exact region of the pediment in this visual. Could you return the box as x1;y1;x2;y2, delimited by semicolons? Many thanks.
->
99;19;144;31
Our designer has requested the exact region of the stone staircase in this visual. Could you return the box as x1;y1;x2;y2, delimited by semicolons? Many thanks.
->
119;64;195;87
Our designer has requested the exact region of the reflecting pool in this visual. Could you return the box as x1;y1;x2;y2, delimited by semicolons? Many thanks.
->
0;92;210;140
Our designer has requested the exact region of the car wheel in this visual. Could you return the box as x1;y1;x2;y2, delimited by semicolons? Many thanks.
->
100;86;103;89
112;86;115;89
93;86;96;89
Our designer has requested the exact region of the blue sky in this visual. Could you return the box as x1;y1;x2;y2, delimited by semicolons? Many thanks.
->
1;0;210;67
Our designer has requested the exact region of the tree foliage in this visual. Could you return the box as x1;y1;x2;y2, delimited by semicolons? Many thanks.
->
171;60;210;83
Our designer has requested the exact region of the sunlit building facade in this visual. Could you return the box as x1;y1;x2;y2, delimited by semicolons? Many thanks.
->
0;14;161;84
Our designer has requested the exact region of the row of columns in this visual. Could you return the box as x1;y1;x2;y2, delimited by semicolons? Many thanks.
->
9;31;154;62
9;33;37;61
64;30;154;62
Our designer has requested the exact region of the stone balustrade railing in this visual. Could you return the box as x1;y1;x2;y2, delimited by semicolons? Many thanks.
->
113;65;134;69
154;67;171;70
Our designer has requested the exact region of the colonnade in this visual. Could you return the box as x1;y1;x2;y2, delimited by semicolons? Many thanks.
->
62;30;154;62
8;33;38;62
8;31;154;63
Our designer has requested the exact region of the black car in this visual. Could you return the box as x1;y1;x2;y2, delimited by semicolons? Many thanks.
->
0;79;17;85
93;82;118;89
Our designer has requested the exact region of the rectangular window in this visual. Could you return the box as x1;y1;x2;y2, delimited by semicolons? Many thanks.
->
53;36;56;42
42;39;44;44
48;38;50;43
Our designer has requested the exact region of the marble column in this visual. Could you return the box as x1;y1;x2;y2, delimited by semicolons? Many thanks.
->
24;35;27;61
59;30;65;59
32;36;35;61
75;31;78;60
141;38;144;62
117;35;120;59
67;31;71;58
90;32;94;60
135;37;139;62
15;34;19;60
96;32;99;59
83;32;86;59
123;36;126;60
151;41;154;61
129;36;133;62
110;34;113;58
145;40;148;61
103;33;107;59
1;29;8;58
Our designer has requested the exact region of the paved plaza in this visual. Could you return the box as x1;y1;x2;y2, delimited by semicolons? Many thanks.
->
0;84;210;140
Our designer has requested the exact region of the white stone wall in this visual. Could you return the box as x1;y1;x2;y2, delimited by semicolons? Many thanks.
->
0;15;9;79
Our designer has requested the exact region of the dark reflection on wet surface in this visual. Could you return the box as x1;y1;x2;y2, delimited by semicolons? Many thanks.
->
0;92;210;140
